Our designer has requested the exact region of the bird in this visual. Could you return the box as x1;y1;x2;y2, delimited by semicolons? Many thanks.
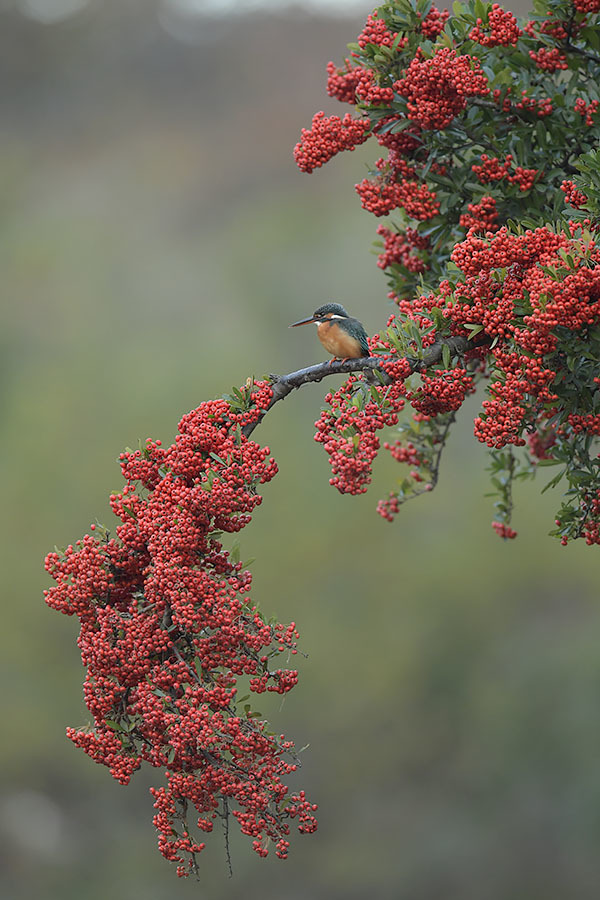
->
289;302;370;362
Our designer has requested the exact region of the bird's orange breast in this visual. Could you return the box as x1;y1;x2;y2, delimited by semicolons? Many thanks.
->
317;320;364;359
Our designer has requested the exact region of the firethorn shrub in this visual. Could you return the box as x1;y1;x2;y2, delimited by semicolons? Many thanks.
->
46;0;600;881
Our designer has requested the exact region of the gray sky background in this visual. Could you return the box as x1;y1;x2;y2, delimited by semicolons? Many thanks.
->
17;0;374;26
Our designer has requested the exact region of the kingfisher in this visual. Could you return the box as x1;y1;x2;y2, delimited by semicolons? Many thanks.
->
289;302;370;362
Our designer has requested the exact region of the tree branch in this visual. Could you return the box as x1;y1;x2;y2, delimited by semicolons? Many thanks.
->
242;334;474;438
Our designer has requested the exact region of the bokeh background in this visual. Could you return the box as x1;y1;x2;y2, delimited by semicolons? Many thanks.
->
3;0;600;898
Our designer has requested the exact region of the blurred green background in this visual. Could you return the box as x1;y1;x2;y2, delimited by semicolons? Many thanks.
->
3;1;600;898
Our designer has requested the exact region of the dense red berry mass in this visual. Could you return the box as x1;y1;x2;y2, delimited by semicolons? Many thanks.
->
470;5;521;45
314;367;410;495
45;381;316;876
395;48;489;130
294;111;370;173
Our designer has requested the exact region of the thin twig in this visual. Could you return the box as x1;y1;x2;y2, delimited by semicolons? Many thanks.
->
222;796;233;877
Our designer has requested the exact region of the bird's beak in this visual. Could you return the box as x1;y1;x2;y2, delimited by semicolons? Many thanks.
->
289;316;316;327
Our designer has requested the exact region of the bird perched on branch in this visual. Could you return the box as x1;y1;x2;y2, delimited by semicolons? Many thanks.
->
289;303;370;362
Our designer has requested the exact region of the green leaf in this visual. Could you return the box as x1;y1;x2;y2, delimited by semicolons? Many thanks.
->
541;470;566;493
464;323;484;338
391;31;406;52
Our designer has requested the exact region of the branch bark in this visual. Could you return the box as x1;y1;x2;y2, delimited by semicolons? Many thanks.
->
242;334;473;438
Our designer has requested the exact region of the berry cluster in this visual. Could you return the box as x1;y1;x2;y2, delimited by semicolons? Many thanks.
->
572;0;600;13
294;111;370;173
561;179;589;209
515;91;554;117
581;491;600;545
45;380;316;876
357;10;399;49
377;492;402;522
471;154;540;192
470;5;521;46
492;521;518;539
575;97;599;126
529;47;568;71
355;70;396;106
355;175;405;217
409;368;475;416
459;195;499;234
567;413;600;436
326;59;363;104
376;224;428;271
508;165;541;192
314;366;410;495
471;154;512;183
524;14;569;40
395;48;489;131
396;178;441;219
419;5;449;38
355;173;440;220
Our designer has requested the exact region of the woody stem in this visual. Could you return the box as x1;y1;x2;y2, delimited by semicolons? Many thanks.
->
242;335;474;438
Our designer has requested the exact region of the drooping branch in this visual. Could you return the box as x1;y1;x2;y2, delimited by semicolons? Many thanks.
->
243;335;474;438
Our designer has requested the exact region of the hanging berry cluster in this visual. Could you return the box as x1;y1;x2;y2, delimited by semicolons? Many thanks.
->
44;379;317;877
314;362;411;495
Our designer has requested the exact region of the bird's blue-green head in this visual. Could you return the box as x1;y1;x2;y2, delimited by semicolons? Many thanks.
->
289;303;350;327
